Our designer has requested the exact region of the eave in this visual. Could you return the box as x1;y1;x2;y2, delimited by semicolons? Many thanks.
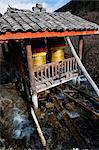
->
0;30;99;43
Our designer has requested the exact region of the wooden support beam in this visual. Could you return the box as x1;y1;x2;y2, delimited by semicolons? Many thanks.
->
26;42;38;109
0;30;99;42
78;35;84;74
66;36;99;97
31;107;46;146
78;35;83;61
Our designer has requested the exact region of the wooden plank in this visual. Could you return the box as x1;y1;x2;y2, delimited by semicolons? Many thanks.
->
61;61;64;74
52;63;54;78
72;57;75;70
70;58;72;71
44;66;47;78
64;60;67;73
55;64;58;78
67;59;70;72
36;73;78;93
48;66;50;78
40;67;43;82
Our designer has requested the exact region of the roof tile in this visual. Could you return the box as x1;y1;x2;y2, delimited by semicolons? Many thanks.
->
0;7;99;34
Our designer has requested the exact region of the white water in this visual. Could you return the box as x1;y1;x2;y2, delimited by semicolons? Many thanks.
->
11;107;34;143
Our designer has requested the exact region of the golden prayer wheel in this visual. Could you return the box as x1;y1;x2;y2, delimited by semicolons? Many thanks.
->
32;47;46;67
50;45;65;62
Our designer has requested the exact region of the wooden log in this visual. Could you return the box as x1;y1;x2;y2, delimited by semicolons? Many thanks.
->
31;107;46;146
26;43;38;109
50;94;89;149
66;36;99;97
63;89;78;93
64;92;99;119
66;83;99;103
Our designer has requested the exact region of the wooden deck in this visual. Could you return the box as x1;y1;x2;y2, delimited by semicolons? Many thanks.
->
34;57;78;93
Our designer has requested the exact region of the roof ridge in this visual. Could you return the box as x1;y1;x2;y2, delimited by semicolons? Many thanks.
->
6;6;32;14
6;6;72;14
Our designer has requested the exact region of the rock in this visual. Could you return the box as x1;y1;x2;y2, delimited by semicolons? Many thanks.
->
46;102;54;109
65;102;75;111
35;108;42;117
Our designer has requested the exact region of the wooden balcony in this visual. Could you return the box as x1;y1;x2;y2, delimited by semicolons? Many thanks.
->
34;57;78;93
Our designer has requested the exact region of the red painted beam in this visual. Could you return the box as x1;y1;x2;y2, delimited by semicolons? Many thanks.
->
0;30;99;42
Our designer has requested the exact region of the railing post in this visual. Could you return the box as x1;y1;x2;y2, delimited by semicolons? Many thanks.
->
52;64;54;78
70;58;72;71
26;40;38;109
64;59;67;73
73;58;75;70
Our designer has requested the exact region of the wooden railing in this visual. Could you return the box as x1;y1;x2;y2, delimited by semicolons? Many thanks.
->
34;57;78;84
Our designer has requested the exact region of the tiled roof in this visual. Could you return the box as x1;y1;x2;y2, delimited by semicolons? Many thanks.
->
0;7;99;34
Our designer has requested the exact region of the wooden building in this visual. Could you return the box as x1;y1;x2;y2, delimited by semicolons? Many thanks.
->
0;4;99;146
0;4;99;110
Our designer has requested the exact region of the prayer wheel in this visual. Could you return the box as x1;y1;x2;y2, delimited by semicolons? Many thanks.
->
32;47;46;67
50;44;65;62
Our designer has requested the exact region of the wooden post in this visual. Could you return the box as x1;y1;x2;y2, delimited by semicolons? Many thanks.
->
66;36;99;97
78;35;84;75
26;41;38;109
31;107;46;146
78;35;83;61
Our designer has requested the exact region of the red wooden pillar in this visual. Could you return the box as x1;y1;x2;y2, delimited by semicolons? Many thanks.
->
26;42;38;109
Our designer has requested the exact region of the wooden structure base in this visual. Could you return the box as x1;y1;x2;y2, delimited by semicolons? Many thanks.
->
36;73;78;93
34;57;78;93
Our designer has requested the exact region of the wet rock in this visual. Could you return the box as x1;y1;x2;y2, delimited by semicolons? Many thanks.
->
46;102;54;109
10;107;35;144
66;111;80;119
65;102;75;111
